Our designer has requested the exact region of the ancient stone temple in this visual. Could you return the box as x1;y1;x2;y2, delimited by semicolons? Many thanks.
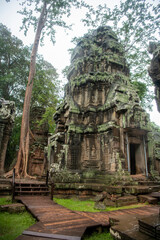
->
0;99;15;175
48;26;150;180
148;42;160;113
28;107;48;177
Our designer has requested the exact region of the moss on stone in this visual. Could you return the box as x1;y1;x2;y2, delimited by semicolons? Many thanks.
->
68;124;83;133
98;121;119;133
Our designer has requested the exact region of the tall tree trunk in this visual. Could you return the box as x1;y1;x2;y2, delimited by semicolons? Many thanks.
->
5;2;47;178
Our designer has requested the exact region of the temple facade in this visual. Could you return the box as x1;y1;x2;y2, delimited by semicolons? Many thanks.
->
48;26;150;179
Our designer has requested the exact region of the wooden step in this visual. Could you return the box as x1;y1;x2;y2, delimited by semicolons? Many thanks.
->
15;187;49;190
15;184;47;187
14;181;50;196
15;190;49;195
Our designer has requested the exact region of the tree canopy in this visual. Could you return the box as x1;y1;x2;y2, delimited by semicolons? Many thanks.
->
0;23;30;111
0;23;60;170
0;23;60;121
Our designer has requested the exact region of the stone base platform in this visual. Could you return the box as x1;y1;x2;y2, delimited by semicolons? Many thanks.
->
139;215;160;239
110;213;159;240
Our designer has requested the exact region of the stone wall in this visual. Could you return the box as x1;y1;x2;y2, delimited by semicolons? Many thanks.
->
48;26;150;182
148;124;160;175
0;99;15;175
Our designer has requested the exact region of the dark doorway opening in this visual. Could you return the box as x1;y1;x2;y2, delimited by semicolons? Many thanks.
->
130;144;140;175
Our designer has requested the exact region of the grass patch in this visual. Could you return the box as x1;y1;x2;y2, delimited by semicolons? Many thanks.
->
53;198;148;212
83;231;113;240
54;198;97;212
105;202;148;211
0;211;36;240
0;197;12;205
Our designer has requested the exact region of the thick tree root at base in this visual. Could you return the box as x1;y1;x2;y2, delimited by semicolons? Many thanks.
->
4;168;36;179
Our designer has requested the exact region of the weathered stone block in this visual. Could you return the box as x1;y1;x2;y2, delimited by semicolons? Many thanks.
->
94;191;108;202
124;186;152;195
106;186;123;194
0;203;25;213
115;196;138;207
103;198;116;207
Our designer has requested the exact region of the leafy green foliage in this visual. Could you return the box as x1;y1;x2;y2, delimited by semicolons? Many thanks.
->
0;24;61;168
31;58;61;132
82;0;159;110
0;23;61;116
0;23;30;111
132;81;154;109
0;211;36;240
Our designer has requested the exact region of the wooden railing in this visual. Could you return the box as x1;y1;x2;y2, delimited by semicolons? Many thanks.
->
45;170;54;200
51;183;54;200
46;170;49;186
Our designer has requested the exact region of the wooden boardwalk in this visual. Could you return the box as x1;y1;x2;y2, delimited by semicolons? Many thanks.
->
15;195;159;240
15;196;105;240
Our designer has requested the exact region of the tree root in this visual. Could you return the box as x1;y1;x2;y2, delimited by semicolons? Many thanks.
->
4;169;37;180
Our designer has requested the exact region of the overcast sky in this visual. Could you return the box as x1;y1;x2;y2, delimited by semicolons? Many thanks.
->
0;0;159;126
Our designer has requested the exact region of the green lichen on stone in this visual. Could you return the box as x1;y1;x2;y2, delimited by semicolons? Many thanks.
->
68;124;83;133
84;126;94;133
97;121;119;133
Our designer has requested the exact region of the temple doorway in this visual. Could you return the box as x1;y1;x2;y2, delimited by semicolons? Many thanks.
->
130;143;141;175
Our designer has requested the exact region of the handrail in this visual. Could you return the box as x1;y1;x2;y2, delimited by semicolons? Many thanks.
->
12;168;15;202
51;183;54;200
46;170;49;186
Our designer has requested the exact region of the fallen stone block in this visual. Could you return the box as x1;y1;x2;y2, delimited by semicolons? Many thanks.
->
94;191;109;202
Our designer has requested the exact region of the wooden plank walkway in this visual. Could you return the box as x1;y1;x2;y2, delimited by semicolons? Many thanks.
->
15;195;159;240
15;196;104;240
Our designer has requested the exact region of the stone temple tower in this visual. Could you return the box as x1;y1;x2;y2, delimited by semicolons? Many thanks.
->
48;26;150;180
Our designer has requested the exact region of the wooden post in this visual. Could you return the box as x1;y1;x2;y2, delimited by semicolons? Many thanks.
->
46;170;49;186
51;183;54;200
12;168;15;202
